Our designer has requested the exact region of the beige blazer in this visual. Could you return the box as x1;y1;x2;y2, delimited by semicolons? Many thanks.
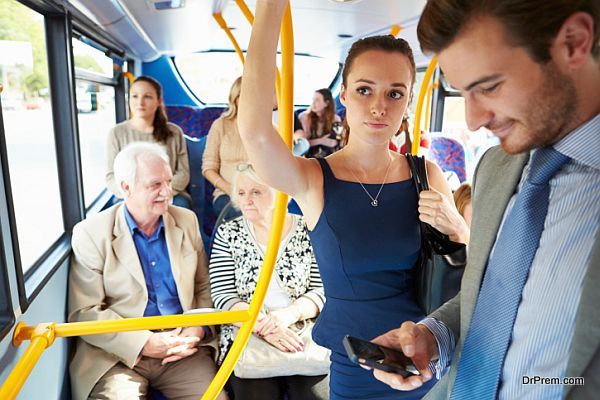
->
68;204;214;400
426;146;599;399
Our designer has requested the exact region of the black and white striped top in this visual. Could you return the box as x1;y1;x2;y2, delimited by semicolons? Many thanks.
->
208;215;325;363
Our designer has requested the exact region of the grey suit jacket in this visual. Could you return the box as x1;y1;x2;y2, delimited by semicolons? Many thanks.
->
425;146;599;399
68;204;215;400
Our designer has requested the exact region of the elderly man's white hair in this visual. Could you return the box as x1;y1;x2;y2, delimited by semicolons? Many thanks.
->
113;142;170;196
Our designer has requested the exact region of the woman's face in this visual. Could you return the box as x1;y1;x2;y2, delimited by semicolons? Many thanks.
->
340;50;413;146
235;174;275;223
129;81;161;120
311;92;328;114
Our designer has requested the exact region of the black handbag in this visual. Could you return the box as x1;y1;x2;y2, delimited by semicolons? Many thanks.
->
406;154;467;315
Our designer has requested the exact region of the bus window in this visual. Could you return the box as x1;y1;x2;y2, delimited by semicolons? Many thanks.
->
174;51;340;105
0;0;64;273
73;38;118;208
441;96;499;180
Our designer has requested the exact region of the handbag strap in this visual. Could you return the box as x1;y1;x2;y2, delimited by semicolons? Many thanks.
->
406;154;429;192
405;154;465;255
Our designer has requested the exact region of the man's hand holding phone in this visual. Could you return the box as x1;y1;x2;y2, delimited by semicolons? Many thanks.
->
370;321;438;390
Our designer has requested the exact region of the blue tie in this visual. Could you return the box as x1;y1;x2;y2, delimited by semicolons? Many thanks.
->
450;147;570;399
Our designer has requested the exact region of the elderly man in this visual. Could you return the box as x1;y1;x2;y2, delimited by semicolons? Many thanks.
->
68;142;228;399
373;1;599;399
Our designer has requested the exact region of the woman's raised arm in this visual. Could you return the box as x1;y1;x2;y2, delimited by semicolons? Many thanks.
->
238;0;316;198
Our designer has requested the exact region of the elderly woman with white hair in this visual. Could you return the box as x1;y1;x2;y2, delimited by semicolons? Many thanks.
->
208;163;328;400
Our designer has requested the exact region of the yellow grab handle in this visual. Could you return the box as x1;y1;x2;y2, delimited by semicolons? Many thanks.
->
201;2;294;399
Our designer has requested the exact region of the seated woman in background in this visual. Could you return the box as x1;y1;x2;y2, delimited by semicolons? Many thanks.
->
203;77;248;220
208;164;328;400
453;182;472;227
389;116;430;155
106;75;191;208
297;88;343;158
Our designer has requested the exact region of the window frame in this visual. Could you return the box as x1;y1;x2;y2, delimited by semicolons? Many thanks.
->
0;95;16;340
0;0;129;312
72;34;124;209
172;49;343;106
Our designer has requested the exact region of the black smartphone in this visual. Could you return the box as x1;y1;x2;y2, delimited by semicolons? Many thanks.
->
343;335;419;377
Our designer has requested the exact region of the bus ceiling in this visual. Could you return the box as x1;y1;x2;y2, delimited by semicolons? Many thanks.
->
70;0;432;67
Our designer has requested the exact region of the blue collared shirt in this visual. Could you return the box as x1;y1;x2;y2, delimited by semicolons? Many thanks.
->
124;206;183;317
423;113;600;399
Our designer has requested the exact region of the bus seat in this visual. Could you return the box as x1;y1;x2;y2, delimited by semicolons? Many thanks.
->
429;135;467;183
166;105;204;138
184;135;215;248
166;105;226;139
198;107;226;137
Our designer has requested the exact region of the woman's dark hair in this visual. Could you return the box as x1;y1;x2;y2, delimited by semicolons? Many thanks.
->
417;0;599;62
341;35;417;143
307;88;336;138
131;76;172;143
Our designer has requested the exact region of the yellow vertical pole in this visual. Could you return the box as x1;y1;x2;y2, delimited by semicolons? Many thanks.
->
0;338;47;400
424;82;432;132
412;57;438;155
0;323;55;400
201;2;294;399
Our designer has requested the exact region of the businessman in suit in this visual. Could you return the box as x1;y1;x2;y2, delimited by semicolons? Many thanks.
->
68;142;228;399
372;1;599;399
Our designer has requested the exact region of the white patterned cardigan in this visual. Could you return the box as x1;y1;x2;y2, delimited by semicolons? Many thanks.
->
209;215;325;364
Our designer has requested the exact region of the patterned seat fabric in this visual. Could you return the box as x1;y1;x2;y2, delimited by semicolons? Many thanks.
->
166;105;225;139
166;105;225;242
429;135;467;183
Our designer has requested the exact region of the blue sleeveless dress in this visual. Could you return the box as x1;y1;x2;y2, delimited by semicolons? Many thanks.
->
309;158;436;399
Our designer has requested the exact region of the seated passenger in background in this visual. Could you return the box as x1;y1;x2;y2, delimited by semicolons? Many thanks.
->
389;116;430;155
69;142;227;400
209;163;328;400
203;77;247;220
297;88;343;158
106;75;191;208
453;182;472;227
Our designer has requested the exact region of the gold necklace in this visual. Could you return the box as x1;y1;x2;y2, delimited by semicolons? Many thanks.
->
345;153;393;207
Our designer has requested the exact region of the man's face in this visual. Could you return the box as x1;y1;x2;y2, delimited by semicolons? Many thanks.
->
124;156;173;222
438;16;577;154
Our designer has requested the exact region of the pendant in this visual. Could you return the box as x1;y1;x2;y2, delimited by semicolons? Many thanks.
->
371;199;378;207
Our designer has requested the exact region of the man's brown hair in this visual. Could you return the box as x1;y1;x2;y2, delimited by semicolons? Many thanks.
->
417;0;599;63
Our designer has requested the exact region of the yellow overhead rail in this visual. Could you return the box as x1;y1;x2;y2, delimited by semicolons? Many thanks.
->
122;71;135;84
389;24;402;37
412;56;438;155
213;12;246;64
0;1;296;399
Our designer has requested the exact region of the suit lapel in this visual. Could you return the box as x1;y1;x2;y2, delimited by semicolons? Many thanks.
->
112;206;147;290
163;211;188;307
564;230;600;396
462;149;529;331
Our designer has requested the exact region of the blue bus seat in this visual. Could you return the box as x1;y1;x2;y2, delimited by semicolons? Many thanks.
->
184;135;215;249
166;105;226;246
429;135;467;183
166;105;226;139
